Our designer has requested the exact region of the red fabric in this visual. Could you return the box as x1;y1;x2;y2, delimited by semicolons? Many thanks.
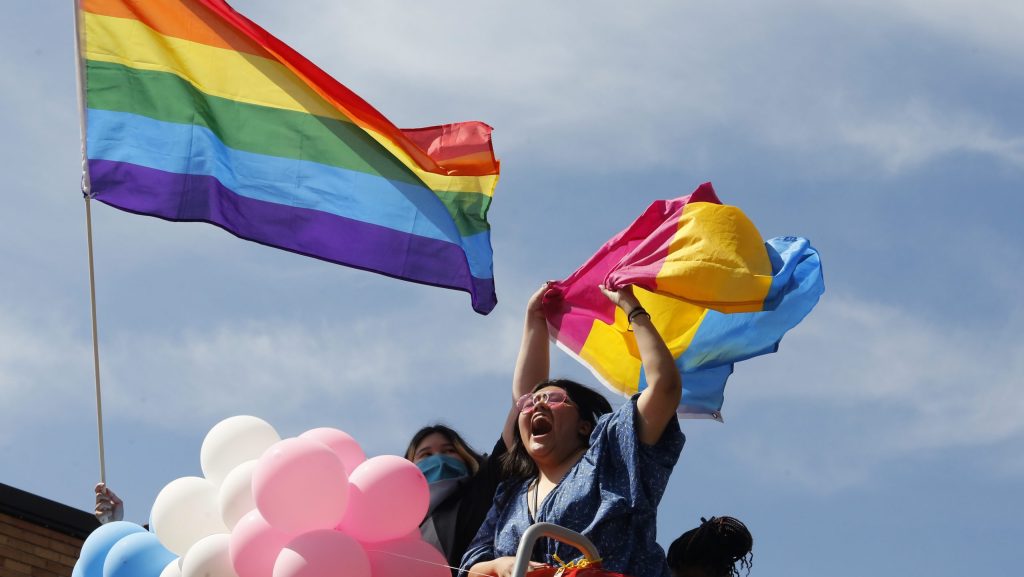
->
544;182;721;354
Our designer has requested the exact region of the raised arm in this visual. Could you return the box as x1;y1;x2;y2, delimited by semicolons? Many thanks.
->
600;285;682;445
501;283;553;449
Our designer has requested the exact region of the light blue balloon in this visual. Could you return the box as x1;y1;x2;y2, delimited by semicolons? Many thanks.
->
75;521;148;577
102;532;177;577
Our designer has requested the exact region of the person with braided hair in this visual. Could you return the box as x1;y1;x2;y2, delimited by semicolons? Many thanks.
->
667;516;753;577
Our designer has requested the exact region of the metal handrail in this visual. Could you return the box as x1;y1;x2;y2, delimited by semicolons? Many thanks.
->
512;522;601;577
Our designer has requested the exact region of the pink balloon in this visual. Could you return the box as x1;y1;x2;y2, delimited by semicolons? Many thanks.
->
299;428;366;476
365;536;450;577
396;529;423;542
338;456;428;543
253;438;349;533
273;530;369;577
229;511;293;577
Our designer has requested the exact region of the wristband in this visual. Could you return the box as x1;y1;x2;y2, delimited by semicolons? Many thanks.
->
627;307;650;325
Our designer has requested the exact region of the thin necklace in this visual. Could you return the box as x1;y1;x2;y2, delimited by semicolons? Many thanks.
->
530;445;587;520
530;477;540;521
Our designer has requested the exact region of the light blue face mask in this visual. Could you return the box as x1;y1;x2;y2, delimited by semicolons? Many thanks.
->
416;454;469;483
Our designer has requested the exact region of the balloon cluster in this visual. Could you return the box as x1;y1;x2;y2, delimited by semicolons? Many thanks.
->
73;416;451;577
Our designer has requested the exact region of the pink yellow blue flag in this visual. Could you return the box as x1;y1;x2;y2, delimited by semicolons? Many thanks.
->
544;183;824;419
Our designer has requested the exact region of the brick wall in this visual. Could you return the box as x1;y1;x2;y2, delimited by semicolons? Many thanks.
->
0;485;99;577
0;512;83;577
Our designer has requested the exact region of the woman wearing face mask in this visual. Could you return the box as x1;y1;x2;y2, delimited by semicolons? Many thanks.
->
460;283;685;577
404;285;555;574
405;424;501;573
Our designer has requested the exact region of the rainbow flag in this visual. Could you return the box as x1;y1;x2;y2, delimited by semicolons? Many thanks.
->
77;0;499;314
545;183;824;419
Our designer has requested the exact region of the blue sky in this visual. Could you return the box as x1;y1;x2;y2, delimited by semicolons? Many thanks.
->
2;1;1022;576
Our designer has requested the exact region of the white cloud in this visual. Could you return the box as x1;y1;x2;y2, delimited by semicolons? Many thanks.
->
5;0;1016;189
3;0;1018;187
871;0;1024;62
0;309;92;445
838;100;1024;173
713;426;879;492
720;291;1024;492
95;301;524;430
235;0;743;168
0;284;527;452
238;0;1024;175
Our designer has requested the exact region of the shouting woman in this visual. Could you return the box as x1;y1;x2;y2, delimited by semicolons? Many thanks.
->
461;283;684;577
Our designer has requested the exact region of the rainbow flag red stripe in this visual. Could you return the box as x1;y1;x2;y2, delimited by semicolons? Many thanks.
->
79;0;500;313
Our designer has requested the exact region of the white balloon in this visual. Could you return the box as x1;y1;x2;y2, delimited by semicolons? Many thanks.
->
152;477;230;556
218;460;258;530
201;416;280;486
160;558;182;577
181;533;238;577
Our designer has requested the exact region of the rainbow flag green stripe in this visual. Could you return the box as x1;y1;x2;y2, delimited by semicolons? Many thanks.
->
86;60;421;183
84;61;492;238
80;0;500;313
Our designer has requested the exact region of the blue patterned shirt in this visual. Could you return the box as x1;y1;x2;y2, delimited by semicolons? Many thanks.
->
459;395;684;577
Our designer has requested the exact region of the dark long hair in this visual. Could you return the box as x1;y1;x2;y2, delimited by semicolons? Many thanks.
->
500;379;613;481
667;516;753;577
404;424;483;476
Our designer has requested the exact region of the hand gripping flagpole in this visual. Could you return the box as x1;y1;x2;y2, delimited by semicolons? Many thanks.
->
73;0;107;489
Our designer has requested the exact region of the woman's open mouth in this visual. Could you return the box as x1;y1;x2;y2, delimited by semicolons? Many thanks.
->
530;413;553;437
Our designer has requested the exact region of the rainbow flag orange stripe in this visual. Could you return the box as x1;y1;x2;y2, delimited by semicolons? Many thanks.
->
79;0;500;313
545;183;824;419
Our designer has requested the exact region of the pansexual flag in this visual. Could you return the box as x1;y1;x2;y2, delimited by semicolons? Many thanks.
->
77;0;499;314
544;183;824;419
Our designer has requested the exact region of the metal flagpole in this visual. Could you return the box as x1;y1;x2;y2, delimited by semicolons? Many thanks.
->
73;0;107;486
